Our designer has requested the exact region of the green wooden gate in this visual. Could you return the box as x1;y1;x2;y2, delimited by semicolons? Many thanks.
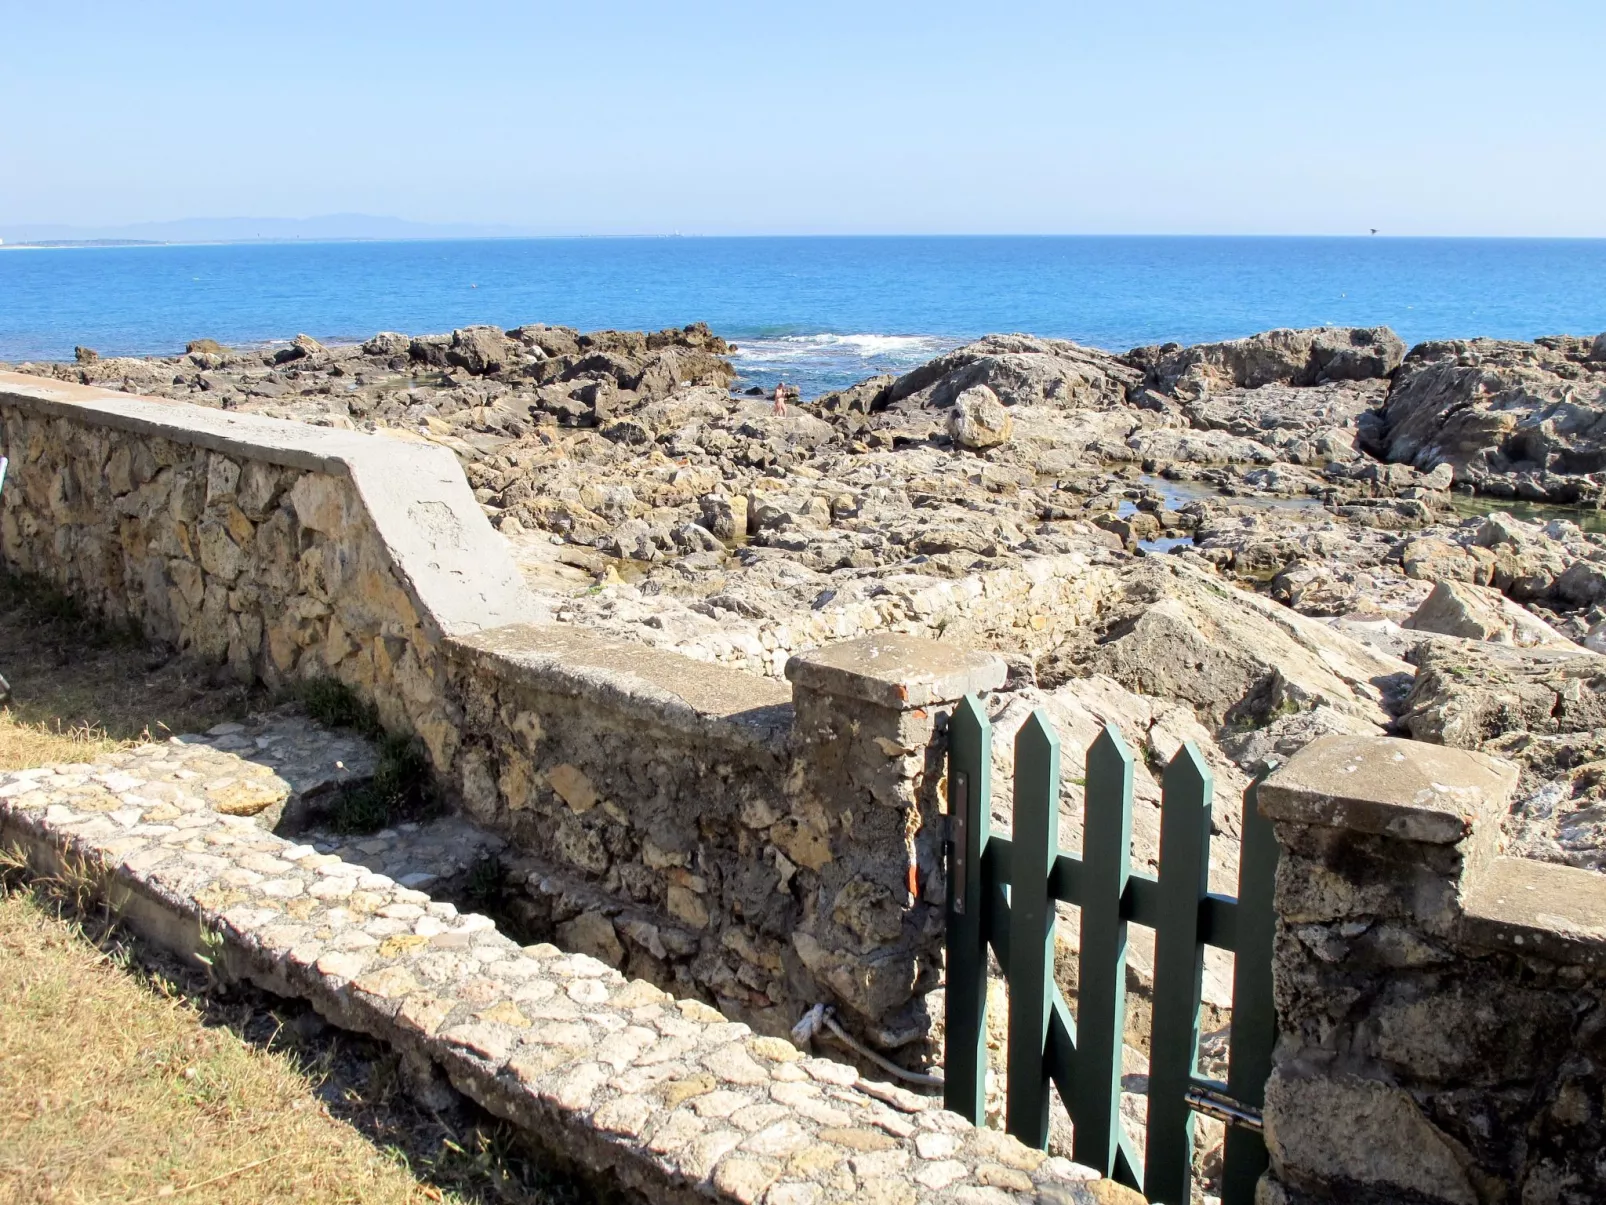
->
943;698;1278;1205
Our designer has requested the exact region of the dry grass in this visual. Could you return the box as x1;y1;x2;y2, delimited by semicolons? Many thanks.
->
0;571;254;770
0;882;459;1203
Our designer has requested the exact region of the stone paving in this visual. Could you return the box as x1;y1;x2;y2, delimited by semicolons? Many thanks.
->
302;816;506;894
0;732;1141;1205
168;710;377;827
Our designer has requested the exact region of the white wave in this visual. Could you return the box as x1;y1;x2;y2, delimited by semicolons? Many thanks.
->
730;333;953;362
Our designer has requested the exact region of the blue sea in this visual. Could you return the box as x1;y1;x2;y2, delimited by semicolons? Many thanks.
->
2;236;1603;397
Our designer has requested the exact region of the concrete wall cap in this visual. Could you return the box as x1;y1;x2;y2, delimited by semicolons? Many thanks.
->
1460;855;1606;967
784;634;1007;709
447;623;793;752
1259;734;1517;845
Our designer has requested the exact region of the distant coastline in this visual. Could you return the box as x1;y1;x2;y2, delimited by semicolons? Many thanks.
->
1;239;165;249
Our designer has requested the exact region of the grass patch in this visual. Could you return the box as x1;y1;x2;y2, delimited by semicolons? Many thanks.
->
0;569;252;771
300;679;440;834
465;855;508;906
303;676;383;734
0;863;592;1204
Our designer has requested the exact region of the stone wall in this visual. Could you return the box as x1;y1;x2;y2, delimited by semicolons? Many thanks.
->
0;371;535;766
0;373;1006;1053
441;625;1005;1052
1258;735;1606;1204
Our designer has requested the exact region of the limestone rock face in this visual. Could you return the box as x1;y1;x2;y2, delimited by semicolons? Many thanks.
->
1127;326;1405;400
1039;558;1413;730
885;334;1141;411
1403;579;1578;650
815;374;894;418
274;332;325;364
447;325;517;376
1173;378;1388;464
1402;640;1606;750
947;384;1013;450
1381;335;1606;500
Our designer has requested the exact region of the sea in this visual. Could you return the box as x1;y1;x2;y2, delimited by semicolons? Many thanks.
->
2;236;1604;398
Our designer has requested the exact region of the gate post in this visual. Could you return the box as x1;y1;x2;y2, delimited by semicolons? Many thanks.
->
783;635;1004;1061
1254;735;1586;1204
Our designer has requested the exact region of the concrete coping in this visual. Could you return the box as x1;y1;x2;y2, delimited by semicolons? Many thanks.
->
784;634;1007;711
1258;734;1518;846
1460;855;1606;969
446;622;794;754
0;372;540;641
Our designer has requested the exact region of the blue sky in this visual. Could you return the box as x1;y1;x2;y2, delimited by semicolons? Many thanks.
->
1;0;1602;236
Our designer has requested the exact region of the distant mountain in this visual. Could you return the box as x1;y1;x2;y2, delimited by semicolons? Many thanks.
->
0;214;535;244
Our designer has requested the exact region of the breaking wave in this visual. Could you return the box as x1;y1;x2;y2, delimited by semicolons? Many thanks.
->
729;332;964;397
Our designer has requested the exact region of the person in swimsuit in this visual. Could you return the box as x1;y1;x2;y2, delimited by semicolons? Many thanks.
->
772;382;787;416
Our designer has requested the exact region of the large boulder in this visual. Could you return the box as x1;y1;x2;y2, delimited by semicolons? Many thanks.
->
1401;640;1606;749
1402;580;1577;650
273;333;325;364
947;384;1013;450
447;325;516;375
1039;558;1413;729
361;331;410;358
814;374;894;419
885;334;1141;411
1380;336;1606;500
1128;327;1405;400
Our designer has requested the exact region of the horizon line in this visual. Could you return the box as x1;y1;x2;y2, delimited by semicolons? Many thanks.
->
7;231;1606;250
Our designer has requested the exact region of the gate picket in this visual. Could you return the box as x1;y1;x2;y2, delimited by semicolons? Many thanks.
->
1145;743;1214;1205
1073;723;1134;1178
1006;710;1060;1148
1221;778;1278;1200
943;694;992;1124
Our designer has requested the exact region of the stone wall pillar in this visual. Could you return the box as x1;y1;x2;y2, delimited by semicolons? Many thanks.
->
782;635;1005;1055
1257;734;1606;1204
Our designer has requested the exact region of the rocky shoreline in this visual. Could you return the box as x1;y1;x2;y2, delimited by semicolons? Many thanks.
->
12;321;1606;880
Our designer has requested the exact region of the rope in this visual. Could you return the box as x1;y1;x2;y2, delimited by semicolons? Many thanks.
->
791;1003;945;1089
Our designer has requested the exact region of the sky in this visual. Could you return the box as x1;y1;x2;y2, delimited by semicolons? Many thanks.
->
1;0;1603;238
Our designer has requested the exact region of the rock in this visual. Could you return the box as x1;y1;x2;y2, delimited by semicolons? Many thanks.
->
1381;336;1606;500
947;384;1013;450
1403;580;1577;649
1178;379;1388;464
1554;558;1606;606
1039;558;1412;730
1401;640;1606;749
602;518;663;562
1092;512;1161;547
1130;327;1405;399
185;338;226;356
447;326;515;376
362;331;410;357
1591;332;1606;363
1400;536;1490;584
886;334;1140;411
408;333;452;367
274;333;324;364
816;375;894;419
698;493;747;541
670;522;723;555
556;910;625;966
